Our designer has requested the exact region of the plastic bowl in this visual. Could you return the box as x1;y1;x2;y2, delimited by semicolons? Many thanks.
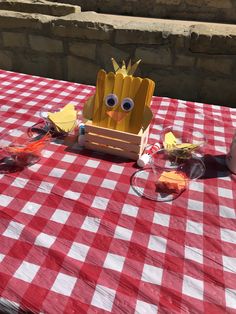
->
151;149;206;177
157;125;206;167
161;125;206;145
131;154;205;202
131;167;187;202
0;128;51;167
161;125;206;153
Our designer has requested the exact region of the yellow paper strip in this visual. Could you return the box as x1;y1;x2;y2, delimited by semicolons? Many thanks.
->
92;69;106;125
129;78;151;134
115;75;133;132
106;72;124;130
99;71;115;128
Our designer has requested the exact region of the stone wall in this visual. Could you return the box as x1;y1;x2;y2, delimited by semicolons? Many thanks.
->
50;0;236;24
0;4;236;107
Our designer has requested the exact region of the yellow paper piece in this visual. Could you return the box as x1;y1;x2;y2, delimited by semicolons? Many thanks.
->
129;78;151;134
115;75;133;132
92;69;106;126
99;71;115;128
106;72;124;130
175;143;199;150
164;131;201;160
82;95;94;121
164;132;177;149
111;58;141;76
48;104;77;133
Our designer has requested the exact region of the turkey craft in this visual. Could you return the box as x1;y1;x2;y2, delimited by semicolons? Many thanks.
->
82;59;155;160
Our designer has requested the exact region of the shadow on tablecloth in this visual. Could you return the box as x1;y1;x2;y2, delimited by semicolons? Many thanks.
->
0;157;24;174
64;139;134;164
202;154;231;179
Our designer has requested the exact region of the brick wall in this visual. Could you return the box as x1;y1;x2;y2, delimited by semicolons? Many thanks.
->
0;7;236;107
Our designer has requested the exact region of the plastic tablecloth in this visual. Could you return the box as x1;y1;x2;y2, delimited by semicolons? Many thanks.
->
0;69;236;314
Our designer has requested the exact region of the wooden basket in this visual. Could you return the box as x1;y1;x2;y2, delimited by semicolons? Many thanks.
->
84;121;149;160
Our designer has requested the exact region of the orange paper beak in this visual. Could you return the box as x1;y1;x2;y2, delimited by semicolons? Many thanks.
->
107;111;127;122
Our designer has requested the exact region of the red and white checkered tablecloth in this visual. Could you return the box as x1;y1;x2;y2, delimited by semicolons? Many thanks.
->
0;69;236;314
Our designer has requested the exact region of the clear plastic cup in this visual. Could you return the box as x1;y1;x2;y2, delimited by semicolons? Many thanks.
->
131;153;205;202
0;128;51;170
160;125;206;165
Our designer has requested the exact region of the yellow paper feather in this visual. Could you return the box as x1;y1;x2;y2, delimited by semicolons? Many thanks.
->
48;104;77;133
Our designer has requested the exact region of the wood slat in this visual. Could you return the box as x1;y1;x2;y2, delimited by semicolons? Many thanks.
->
85;122;142;144
85;133;141;153
84;121;150;160
85;142;140;160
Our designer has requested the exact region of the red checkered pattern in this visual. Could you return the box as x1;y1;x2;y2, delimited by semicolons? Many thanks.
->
0;69;236;313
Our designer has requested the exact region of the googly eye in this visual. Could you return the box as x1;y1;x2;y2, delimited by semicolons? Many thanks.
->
105;94;118;108
121;98;134;112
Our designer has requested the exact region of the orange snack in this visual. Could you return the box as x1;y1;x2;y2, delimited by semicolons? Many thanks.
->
157;170;188;192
